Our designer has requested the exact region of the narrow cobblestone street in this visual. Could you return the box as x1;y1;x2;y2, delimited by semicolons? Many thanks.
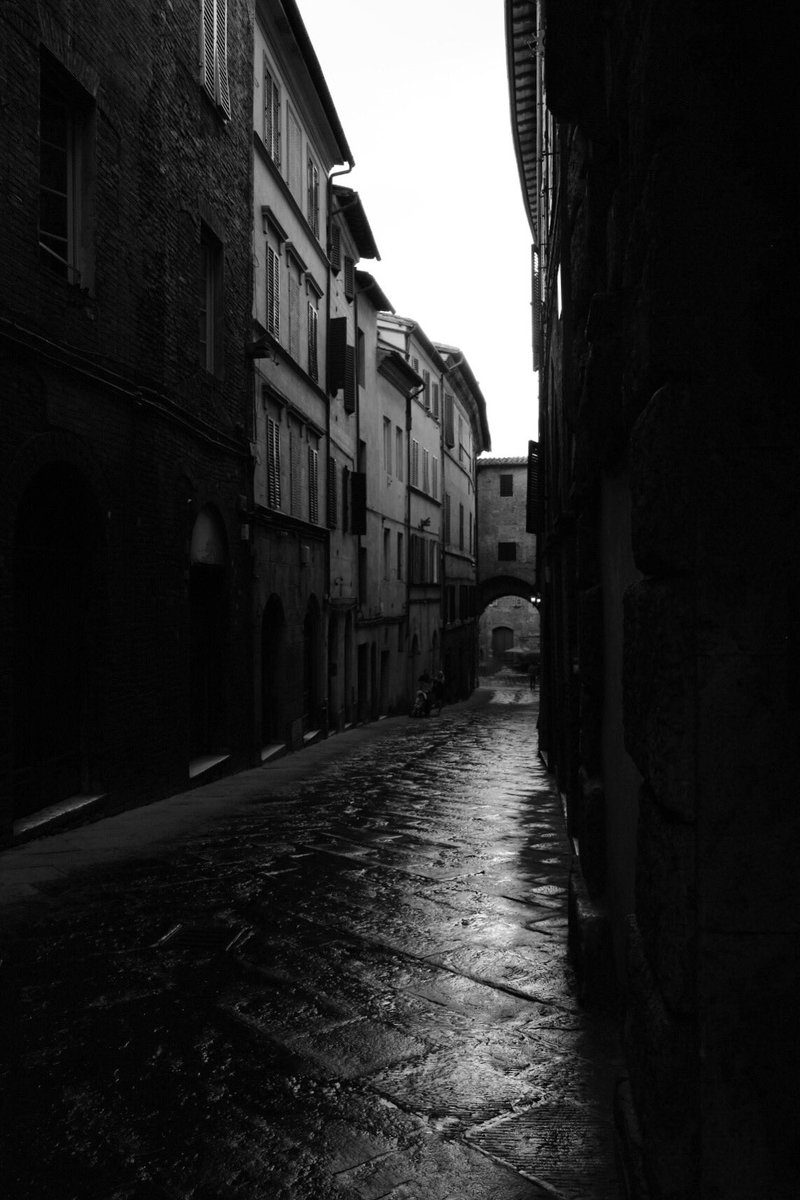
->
1;686;622;1200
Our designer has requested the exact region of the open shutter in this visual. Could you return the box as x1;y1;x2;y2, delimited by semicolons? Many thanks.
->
343;344;356;413
330;224;341;273
216;0;231;119
327;456;337;528
344;256;355;300
444;392;455;447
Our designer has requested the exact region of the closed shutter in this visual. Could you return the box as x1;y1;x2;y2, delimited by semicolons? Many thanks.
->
201;0;230;118
343;344;356;413
327;456;337;528
330;224;341;273
350;471;366;534
410;440;419;487
201;0;215;101
344;256;355;300
267;246;280;336
289;424;301;515
307;302;318;380
328;316;347;394
342;465;350;531
423;370;431;410
267;417;281;509
308;446;319;523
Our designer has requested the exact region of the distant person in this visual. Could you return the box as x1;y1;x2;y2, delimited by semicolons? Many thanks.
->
528;663;538;691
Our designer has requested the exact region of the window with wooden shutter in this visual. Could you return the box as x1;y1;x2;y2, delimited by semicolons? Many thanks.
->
423;370;431;411
343;344;356;413
287;106;302;200
396;532;403;581
342;465;350;531
432;382;440;420
344;255;355;300
307;156;319;237
266;417;281;509
267;243;280;336
327;456;337;528
200;0;231;119
395;427;404;482
287;265;300;360
459;503;464;550
410;439;419;487
330;224;341;273
431;456;438;500
422;448;430;493
307;301;318;380
308;444;319;524
328;317;346;394
445;492;451;543
264;60;281;166
350;471;366;534
383;418;392;473
289;422;301;516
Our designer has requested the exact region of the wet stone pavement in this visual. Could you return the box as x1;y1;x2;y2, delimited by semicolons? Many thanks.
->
0;685;622;1200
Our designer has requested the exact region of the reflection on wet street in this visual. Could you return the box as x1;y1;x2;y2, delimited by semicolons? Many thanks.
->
1;687;621;1199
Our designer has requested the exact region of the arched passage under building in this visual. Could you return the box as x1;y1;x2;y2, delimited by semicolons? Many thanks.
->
478;577;540;677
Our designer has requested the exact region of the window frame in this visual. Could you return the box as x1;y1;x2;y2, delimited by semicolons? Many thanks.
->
200;0;231;120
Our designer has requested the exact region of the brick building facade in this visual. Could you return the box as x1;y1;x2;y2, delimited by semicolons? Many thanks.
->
0;0;254;843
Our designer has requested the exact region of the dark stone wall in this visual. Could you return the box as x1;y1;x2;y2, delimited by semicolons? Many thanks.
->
0;0;255;841
538;1;799;1195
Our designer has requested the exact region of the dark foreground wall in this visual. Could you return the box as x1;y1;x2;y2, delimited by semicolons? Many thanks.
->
536;3;799;1196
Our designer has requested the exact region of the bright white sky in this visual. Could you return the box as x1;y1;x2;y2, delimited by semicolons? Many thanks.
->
296;0;538;458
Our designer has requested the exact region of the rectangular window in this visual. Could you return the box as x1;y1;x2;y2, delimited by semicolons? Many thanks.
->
342;465;350;531
395;427;404;482
410;439;420;487
39;52;95;289
267;416;281;510
469;511;473;554
459;503;465;551
199;223;223;374
264;60;281;165
383;417;392;473
357;327;365;386
287;260;300;359
423;369;431;411
383;529;390;580
200;0;231;119
498;542;518;561
500;473;514;496
308;443;319;523
287;106;302;200
396;531;403;581
307;155;320;237
266;243;280;337
422;448;430;494
431;456;438;500
307;300;318;380
432;382;440;420
445;493;451;544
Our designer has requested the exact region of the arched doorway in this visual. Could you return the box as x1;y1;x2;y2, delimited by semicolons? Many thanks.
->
13;463;105;817
261;594;286;746
189;507;229;760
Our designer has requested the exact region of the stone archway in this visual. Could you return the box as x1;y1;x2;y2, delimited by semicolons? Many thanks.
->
13;462;106;817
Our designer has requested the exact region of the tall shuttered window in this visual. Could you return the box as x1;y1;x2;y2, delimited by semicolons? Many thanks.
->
266;243;280;337
410;439;419;488
327;456;337;528
307;155;320;237
266;416;281;510
307;300;318;380
308;444;319;524
264;61;281;166
200;0;231;119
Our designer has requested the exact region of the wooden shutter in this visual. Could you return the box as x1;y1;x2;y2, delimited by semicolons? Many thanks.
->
308;445;319;523
344;256;355;300
267;417;281;509
288;268;299;359
266;245;280;336
343;344;356;414
307;302;318;380
330;224;341;272
264;62;281;164
327;456;337;528
350;471;366;534
216;0;231;119
201;0;215;102
328;317;346;394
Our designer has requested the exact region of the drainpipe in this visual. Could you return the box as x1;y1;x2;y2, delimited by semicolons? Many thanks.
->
325;160;354;731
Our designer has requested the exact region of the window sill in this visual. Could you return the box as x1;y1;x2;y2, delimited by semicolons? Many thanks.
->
13;792;107;844
261;743;287;763
189;753;230;781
